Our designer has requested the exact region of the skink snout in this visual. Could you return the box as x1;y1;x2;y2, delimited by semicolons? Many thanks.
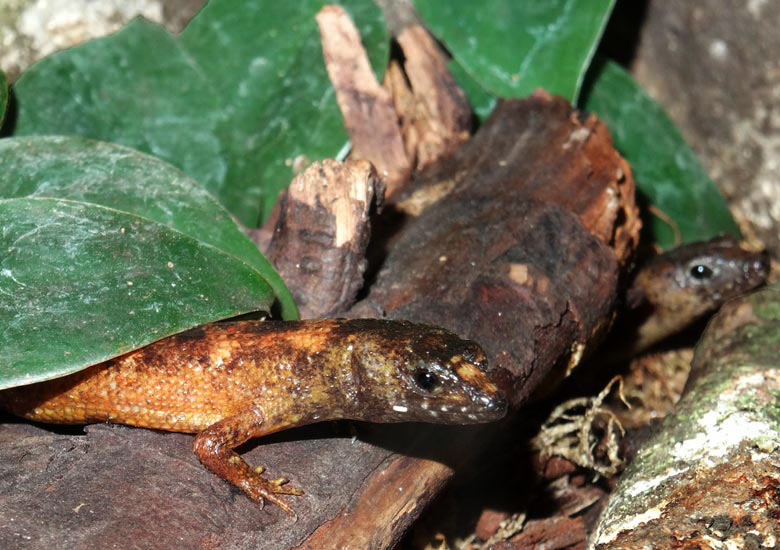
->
482;393;508;421
751;250;771;279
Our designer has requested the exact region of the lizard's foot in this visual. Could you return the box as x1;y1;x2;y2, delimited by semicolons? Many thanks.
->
193;414;305;518
240;468;304;519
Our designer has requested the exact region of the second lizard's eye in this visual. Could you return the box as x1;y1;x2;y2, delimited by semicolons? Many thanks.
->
414;368;439;392
690;263;714;280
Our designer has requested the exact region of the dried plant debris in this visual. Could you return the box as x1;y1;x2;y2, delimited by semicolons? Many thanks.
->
610;348;692;429
417;513;528;550
461;513;527;550
534;377;628;479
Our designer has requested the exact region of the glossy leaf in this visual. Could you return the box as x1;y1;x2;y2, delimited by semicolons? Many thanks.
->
0;137;299;389
448;60;496;121
0;136;297;319
0;199;275;389
415;0;614;102
581;60;740;249
12;1;388;227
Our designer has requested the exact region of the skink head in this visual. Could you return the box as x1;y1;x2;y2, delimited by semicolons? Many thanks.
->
633;236;769;317
344;320;507;424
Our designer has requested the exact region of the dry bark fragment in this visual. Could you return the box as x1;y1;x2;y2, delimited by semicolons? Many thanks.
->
375;0;470;156
590;286;780;549
491;516;587;550
385;24;471;170
265;159;382;318
316;5;411;198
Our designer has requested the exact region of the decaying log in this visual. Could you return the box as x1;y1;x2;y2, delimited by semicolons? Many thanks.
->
392;95;639;264
301;94;637;549
590;286;780;549
265;159;382;318
372;94;638;404
316;5;411;198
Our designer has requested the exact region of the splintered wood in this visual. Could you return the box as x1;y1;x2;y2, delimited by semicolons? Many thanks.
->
316;5;411;197
266;159;382;318
386;24;471;170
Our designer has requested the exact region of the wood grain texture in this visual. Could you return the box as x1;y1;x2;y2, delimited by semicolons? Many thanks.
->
317;5;411;198
266;159;382;318
385;24;471;171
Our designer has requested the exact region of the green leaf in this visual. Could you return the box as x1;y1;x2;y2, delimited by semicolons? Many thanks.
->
0;136;299;389
0;136;297;319
0;199;273;390
415;0;614;102
448;60;496;120
0;69;7;127
12;1;388;227
580;59;740;249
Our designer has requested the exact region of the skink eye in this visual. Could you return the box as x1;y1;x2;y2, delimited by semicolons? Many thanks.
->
690;264;714;280
414;368;439;392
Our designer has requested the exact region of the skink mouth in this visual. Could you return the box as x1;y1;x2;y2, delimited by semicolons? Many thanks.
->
452;393;508;424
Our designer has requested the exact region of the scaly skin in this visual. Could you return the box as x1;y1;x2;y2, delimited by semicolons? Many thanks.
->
0;319;506;517
625;236;769;353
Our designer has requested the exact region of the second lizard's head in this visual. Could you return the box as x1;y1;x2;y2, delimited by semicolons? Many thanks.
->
630;236;770;319
337;319;507;424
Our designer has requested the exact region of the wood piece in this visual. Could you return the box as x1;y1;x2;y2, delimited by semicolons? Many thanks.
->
475;509;512;541
590;287;780;549
379;94;638;402
0;419;396;550
370;196;618;406
298;455;453;550
265;159;382;318
394;93;639;264
304;94;636;549
491;517;587;550
316;5;411;198
385;24;471;170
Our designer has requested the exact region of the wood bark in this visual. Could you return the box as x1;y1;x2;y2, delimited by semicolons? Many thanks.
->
265;159;382;319
589;286;780;549
317;5;411;198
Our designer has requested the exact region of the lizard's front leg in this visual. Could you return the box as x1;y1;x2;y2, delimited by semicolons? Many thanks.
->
192;407;304;518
